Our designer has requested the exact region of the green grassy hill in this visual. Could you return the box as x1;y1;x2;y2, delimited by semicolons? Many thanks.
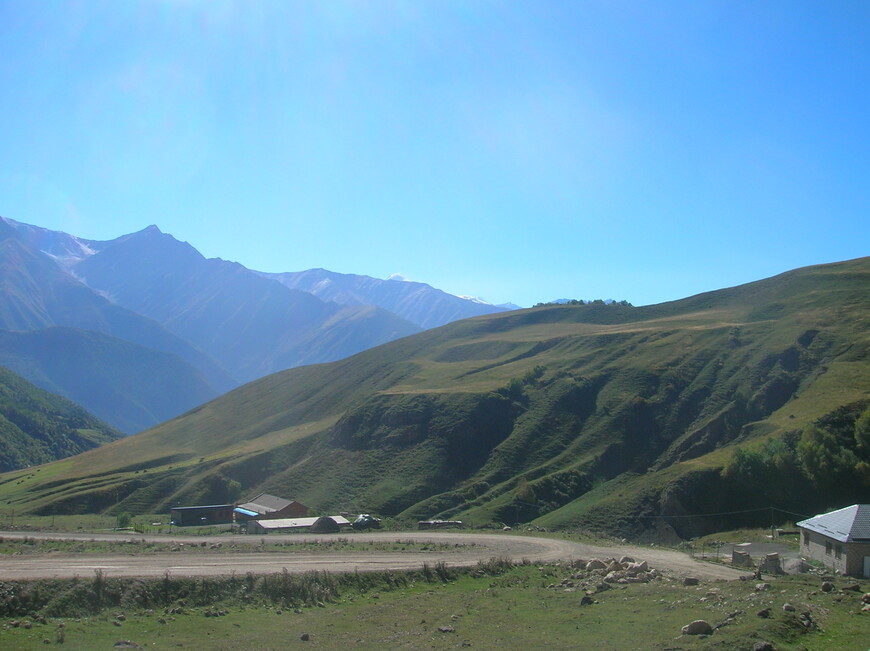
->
2;257;869;539
0;366;122;472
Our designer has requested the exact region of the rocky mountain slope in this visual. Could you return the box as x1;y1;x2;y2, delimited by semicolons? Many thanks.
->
2;217;508;431
72;226;421;383
3;257;868;539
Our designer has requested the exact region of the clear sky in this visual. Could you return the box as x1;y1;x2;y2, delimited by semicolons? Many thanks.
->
1;1;867;307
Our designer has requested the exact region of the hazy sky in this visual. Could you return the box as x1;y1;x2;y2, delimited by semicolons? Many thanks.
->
1;1;867;307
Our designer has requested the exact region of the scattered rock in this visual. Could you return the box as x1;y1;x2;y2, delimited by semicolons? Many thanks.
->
579;596;595;606
821;581;834;593
752;642;774;651
626;560;648;574
782;603;796;612
438;625;455;633
586;559;606;571
756;607;771;618
300;633;310;641
112;642;141;649
683;577;700;586
842;583;861;592
755;583;771;592
862;593;870;604
619;555;635;564
681;619;713;635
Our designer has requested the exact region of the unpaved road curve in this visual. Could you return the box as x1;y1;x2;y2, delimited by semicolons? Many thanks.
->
0;531;744;581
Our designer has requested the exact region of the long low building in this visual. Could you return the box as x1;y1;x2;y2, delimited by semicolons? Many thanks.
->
246;515;351;534
170;504;234;526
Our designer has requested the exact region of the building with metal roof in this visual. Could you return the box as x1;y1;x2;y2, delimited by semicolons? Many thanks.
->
233;493;309;523
245;515;350;534
169;504;234;526
796;504;870;577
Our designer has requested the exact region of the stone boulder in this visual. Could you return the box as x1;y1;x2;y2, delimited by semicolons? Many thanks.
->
626;560;648;575
586;559;607;571
681;620;713;635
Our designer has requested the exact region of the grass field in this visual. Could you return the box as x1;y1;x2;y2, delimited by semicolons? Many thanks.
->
0;554;867;649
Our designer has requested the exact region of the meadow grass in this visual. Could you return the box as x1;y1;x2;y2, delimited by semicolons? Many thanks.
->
0;557;867;650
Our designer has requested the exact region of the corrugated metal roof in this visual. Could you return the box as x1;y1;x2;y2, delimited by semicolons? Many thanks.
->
234;507;259;517
172;504;232;511
796;504;870;542
237;492;296;514
248;516;351;530
251;517;318;529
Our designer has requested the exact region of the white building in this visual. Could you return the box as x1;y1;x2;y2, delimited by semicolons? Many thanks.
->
797;504;870;577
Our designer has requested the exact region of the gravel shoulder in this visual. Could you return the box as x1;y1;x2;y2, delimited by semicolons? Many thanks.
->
0;531;745;581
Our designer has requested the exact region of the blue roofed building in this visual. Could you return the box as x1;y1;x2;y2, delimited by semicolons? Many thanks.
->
797;504;870;577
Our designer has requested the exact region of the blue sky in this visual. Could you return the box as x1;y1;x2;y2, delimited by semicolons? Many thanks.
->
1;1;867;307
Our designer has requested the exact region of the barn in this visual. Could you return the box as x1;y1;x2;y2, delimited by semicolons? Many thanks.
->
246;515;350;534
233;493;309;523
170;504;234;526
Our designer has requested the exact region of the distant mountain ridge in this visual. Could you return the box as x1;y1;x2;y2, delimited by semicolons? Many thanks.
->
258;268;511;329
72;226;422;383
0;216;513;432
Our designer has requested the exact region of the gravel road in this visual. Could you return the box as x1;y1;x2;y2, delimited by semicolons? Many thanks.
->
0;531;745;581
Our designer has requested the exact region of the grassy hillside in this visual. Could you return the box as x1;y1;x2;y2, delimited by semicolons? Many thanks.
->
0;365;121;472
1;257;869;538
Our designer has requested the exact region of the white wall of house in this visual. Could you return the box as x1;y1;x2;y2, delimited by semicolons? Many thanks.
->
844;542;870;578
800;529;847;574
800;529;870;577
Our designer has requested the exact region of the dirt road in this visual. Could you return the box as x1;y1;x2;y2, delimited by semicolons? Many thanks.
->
0;531;745;581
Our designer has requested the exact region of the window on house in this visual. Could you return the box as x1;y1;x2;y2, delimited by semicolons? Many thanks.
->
835;545;842;559
825;541;832;555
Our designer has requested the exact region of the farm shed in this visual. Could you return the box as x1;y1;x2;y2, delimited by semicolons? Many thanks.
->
797;504;870;577
245;515;351;534
170;504;234;526
247;517;318;534
234;493;309;523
